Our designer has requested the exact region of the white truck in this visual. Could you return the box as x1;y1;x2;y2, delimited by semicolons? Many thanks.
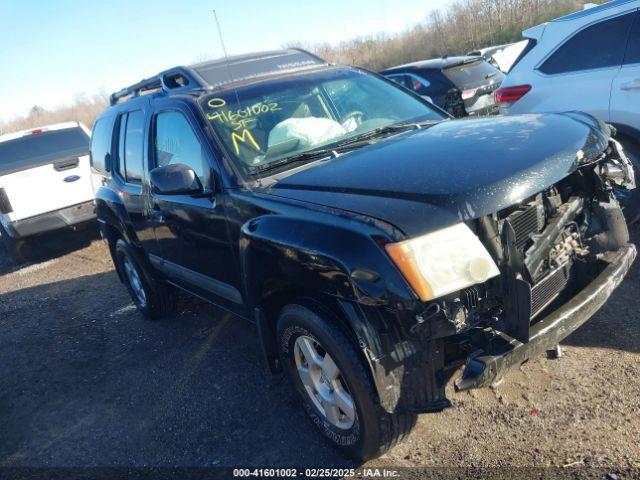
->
0;121;96;264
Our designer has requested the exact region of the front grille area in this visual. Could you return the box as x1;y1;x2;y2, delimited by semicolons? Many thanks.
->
461;286;480;310
507;203;545;251
488;188;587;330
530;263;571;319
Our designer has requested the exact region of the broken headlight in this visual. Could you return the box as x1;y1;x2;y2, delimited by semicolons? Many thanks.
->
385;223;500;301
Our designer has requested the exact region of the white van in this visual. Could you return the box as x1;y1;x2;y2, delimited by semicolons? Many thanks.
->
0;122;96;263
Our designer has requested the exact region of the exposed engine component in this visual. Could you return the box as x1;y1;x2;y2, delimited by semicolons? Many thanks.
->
467;137;635;335
548;223;589;269
504;198;545;252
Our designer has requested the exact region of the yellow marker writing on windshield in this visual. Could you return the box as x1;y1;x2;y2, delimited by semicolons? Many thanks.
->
208;97;226;109
231;129;260;155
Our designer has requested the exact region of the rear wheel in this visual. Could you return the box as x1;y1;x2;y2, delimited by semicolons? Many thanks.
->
277;304;416;460
114;239;177;320
616;137;640;224
0;223;28;265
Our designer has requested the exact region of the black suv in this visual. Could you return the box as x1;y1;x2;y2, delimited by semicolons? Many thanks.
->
380;56;504;117
91;49;636;460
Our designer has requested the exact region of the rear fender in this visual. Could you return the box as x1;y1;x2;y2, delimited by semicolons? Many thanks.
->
95;186;152;284
95;186;139;247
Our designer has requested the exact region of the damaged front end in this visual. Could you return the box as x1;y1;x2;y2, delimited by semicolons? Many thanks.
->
391;138;637;405
451;137;636;389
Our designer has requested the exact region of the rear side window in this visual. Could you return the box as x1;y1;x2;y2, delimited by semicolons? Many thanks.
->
387;73;435;96
90;119;113;173
115;110;145;183
540;13;634;74
402;75;432;95
0;127;89;174
624;13;640;65
386;74;411;89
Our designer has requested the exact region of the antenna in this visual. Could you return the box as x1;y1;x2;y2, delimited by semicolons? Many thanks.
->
213;9;241;109
379;0;388;32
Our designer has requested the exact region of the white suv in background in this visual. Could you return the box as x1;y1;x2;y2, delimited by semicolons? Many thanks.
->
496;0;640;221
0;122;96;264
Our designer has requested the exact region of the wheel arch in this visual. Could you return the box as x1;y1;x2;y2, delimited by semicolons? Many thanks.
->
255;287;366;371
95;186;142;248
239;213;416;413
95;187;150;282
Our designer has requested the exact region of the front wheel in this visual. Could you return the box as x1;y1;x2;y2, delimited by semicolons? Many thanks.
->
277;304;416;460
113;239;177;320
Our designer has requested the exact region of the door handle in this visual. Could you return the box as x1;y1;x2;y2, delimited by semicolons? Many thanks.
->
151;211;164;223
150;205;164;223
620;79;640;91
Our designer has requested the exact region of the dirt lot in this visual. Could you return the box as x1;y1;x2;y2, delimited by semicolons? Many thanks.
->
0;225;638;474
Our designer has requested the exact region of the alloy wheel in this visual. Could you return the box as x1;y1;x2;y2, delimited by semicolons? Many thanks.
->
294;335;356;429
122;256;147;308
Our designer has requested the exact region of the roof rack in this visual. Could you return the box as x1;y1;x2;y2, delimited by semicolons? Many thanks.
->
109;66;208;106
109;49;329;106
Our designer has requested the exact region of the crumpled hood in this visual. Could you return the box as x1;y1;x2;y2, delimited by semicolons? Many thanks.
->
268;112;610;237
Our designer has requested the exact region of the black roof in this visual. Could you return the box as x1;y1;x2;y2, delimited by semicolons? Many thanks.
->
380;55;481;74
109;49;328;106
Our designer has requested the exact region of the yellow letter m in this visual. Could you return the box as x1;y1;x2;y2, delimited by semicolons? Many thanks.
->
231;129;260;155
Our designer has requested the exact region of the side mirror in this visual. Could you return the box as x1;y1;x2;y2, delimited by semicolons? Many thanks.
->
149;163;203;195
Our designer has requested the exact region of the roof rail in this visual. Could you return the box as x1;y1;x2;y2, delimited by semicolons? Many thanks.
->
109;66;208;106
110;49;330;106
288;47;329;64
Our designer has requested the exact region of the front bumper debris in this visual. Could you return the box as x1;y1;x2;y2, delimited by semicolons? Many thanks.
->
455;243;636;390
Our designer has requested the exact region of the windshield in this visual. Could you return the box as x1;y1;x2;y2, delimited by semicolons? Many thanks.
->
0;127;89;174
199;68;444;174
442;60;504;89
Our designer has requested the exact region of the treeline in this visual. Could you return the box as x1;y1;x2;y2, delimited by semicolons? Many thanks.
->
0;93;108;136
308;0;602;70
1;0;602;134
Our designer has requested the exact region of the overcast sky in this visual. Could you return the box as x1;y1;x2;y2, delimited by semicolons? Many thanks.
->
0;0;455;122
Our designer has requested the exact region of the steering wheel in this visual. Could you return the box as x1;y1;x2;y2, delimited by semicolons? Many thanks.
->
342;110;364;125
341;110;364;133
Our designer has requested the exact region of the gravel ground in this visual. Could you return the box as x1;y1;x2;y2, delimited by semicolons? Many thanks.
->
0;225;638;476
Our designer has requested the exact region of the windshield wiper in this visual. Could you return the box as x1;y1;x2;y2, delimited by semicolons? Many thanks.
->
339;119;440;146
248;119;440;175
248;147;338;175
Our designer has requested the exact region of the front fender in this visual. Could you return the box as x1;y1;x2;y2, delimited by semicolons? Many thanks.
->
240;213;451;414
239;214;415;310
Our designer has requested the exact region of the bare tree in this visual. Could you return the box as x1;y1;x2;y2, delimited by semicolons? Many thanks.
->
1;93;108;135
305;0;601;70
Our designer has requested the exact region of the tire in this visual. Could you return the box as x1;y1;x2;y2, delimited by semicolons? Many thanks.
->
616;137;640;224
0;223;28;265
276;304;416;460
113;239;177;320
